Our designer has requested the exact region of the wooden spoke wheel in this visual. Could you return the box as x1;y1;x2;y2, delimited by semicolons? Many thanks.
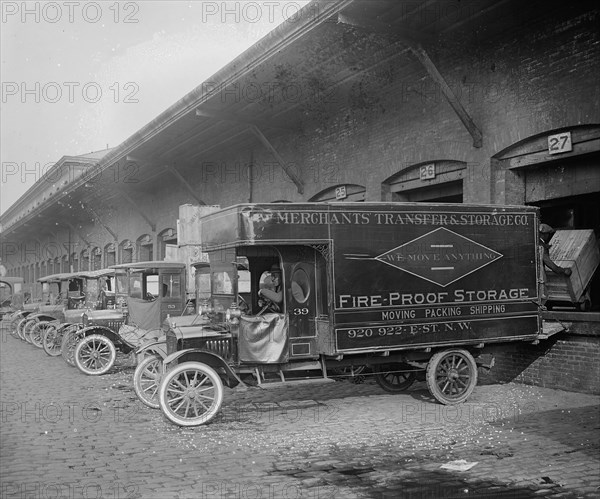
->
159;362;223;427
133;355;163;409
374;363;417;392
30;321;51;349
22;319;38;344
61;327;84;367
42;323;63;356
10;315;22;338
16;317;29;341
426;349;478;405
74;334;117;376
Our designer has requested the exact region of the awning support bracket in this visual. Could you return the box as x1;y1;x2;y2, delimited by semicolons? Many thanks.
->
337;14;483;148
164;164;206;206
249;125;304;194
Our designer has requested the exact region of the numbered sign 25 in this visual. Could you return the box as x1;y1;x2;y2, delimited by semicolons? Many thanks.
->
548;132;572;155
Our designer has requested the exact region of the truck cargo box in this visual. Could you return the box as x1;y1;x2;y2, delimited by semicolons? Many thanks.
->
200;203;542;354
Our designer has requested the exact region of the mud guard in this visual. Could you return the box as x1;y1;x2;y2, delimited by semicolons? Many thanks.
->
11;311;32;322
78;325;134;354
162;349;243;388
24;313;58;323
134;340;167;359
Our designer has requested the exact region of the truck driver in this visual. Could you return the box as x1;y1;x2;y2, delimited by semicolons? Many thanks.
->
258;264;283;312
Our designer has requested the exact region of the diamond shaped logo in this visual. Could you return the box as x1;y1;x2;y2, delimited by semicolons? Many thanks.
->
375;227;502;287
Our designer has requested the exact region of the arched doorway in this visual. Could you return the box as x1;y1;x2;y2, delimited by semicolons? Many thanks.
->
382;160;466;203
104;243;116;268
70;252;79;272
493;125;600;310
80;249;90;272
91;247;102;270
137;234;153;262
158;228;177;261
120;240;134;264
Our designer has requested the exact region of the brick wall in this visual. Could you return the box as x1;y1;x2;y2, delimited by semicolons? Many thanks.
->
478;332;600;395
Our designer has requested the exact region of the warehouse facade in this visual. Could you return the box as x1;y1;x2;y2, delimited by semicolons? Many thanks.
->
1;0;599;390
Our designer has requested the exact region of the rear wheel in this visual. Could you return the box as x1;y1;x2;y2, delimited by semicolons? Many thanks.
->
374;363;417;392
159;362;223;426
74;334;117;375
42;323;63;356
133;356;163;409
426;349;477;405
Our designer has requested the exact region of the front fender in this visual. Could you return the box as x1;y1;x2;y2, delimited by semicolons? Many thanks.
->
163;349;242;388
78;325;133;354
135;340;167;359
28;313;61;323
10;310;30;322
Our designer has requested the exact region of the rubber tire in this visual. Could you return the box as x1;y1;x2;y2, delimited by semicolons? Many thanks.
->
159;362;224;427
42;323;63;356
16;317;29;341
374;363;417;392
133;355;163;409
30;321;50;349
426;349;478;405
22;319;37;344
61;327;84;367
74;334;117;376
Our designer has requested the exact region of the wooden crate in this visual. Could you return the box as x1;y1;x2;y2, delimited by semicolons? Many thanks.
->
546;229;600;303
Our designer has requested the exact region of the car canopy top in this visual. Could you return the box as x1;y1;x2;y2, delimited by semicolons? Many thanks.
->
38;272;82;283
110;261;186;272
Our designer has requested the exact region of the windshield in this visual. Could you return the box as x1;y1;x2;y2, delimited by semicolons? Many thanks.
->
0;283;12;303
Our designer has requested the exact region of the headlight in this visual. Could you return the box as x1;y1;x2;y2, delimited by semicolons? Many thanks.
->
226;303;241;324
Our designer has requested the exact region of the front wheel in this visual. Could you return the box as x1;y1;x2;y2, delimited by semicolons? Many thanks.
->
159;362;224;426
426;349;477;405
22;319;38;344
74;334;117;376
133;356;163;409
16;317;29;341
61;326;84;366
374;363;417;392
31;321;52;349
43;324;63;356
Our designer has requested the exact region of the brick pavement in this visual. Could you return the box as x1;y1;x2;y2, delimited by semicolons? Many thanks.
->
1;324;599;499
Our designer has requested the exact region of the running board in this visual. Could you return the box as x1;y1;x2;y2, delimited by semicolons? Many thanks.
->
256;378;336;389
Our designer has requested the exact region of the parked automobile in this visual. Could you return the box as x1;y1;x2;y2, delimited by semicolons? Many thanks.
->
69;261;195;375
0;276;24;321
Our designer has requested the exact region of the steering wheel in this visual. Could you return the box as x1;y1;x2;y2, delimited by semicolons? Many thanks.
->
257;297;280;315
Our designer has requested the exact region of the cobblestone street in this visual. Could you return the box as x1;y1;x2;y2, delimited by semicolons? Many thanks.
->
1;325;599;499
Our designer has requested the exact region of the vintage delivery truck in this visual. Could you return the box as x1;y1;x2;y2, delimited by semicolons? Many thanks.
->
156;202;547;426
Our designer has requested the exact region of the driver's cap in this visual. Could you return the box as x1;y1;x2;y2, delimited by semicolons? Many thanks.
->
270;264;282;274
